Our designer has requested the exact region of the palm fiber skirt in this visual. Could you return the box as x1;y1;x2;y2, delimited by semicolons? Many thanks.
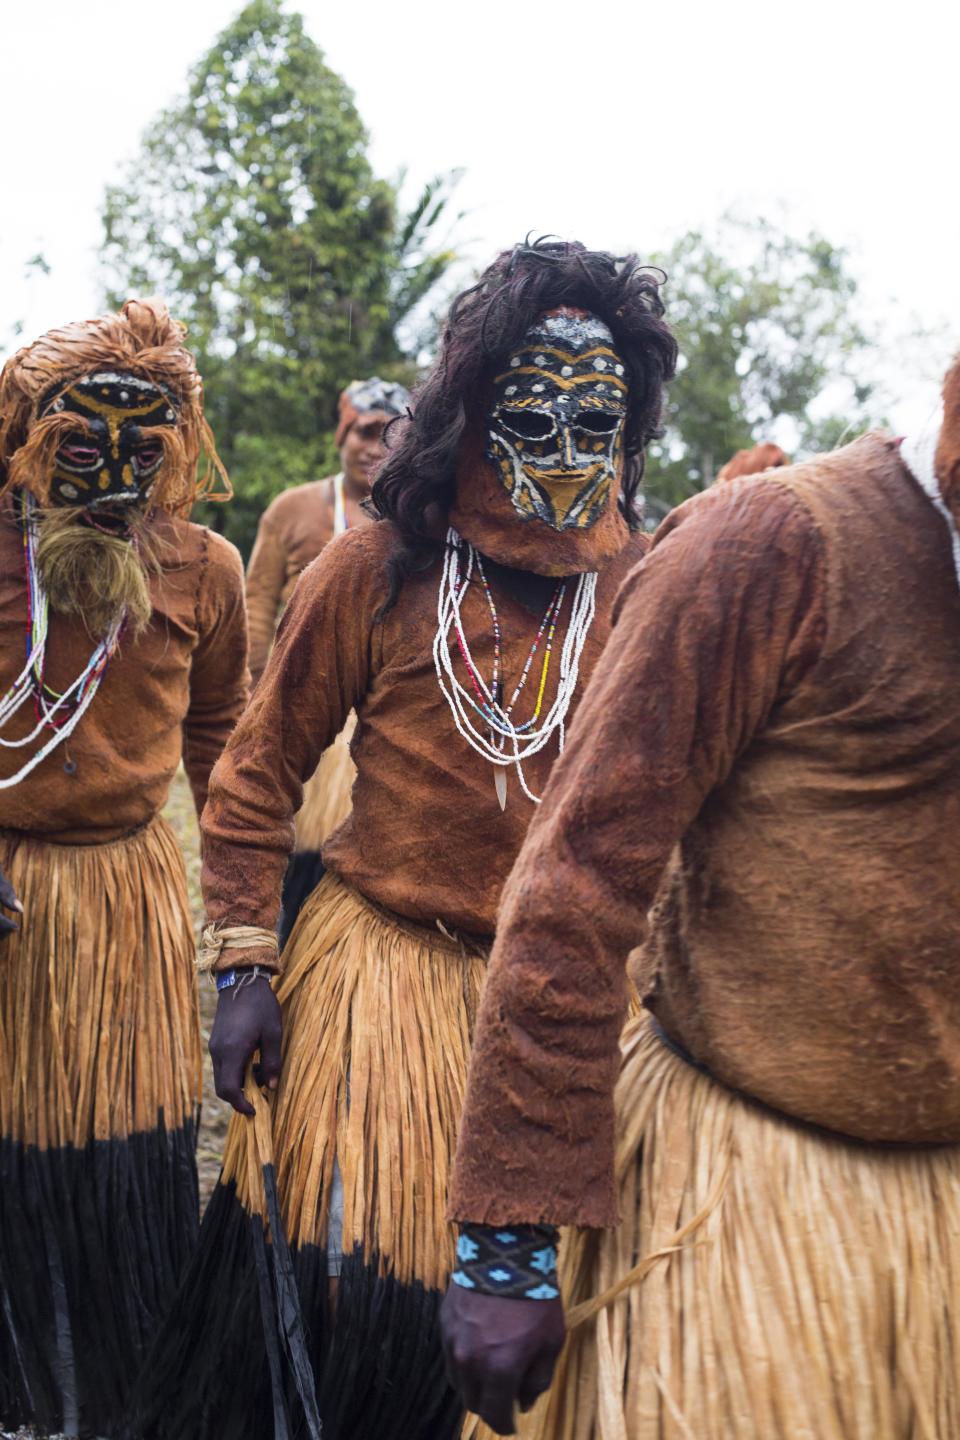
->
522;1013;960;1440
0;816;201;1439
135;871;496;1440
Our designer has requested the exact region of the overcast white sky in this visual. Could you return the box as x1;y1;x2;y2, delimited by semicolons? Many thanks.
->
1;0;957;432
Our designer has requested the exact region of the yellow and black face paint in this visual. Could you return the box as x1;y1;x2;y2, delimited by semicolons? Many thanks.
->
487;311;627;531
39;370;179;514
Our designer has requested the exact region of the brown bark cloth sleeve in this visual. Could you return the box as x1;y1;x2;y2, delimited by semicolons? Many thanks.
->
245;511;288;685
200;529;381;971
449;481;827;1229
182;532;250;822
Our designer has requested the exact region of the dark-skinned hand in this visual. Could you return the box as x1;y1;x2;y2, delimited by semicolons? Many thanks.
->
440;1284;566;1435
0;865;23;940
209;973;282;1116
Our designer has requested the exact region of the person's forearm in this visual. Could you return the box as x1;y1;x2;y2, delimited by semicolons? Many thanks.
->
450;483;826;1228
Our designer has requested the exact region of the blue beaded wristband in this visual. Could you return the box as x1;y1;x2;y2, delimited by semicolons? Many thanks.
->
452;1222;560;1301
215;964;268;992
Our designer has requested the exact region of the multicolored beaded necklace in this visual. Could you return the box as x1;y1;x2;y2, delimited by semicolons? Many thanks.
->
434;528;597;806
0;494;126;789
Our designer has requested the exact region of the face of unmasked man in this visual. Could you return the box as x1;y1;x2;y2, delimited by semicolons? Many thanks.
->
32;370;179;638
486;311;627;532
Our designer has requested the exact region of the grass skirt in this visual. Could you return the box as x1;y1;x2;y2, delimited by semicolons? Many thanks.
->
135;872;491;1440
524;1014;960;1440
0;817;201;1438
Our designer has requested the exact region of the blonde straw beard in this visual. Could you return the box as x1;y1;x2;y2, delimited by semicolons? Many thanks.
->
33;506;160;642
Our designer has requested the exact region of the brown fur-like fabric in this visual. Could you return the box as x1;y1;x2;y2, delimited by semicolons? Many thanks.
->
451;431;960;1229
715;441;790;484
936;354;960;513
0;495;249;838
201;521;649;972
0;298;229;515
245;476;340;683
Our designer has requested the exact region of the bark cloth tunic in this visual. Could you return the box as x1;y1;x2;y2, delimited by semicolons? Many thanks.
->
139;517;648;1440
449;431;960;1440
0;496;248;1439
244;474;360;947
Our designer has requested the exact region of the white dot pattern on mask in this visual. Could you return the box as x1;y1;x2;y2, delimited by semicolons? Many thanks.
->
561;366;573;377
59;483;78;499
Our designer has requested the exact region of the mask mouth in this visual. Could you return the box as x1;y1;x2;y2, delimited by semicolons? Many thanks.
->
80;495;142;536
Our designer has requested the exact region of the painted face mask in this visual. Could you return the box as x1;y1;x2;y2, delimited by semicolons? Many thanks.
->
487;312;627;531
40;371;178;513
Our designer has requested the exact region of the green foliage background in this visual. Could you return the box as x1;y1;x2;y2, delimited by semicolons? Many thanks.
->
100;0;459;555
98;2;903;550
644;215;888;516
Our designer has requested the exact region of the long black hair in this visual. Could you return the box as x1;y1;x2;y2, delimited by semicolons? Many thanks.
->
371;237;678;608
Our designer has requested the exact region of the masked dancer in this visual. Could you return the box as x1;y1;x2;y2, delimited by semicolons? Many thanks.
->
443;361;960;1438
0;299;248;1438
135;239;677;1440
245;377;410;946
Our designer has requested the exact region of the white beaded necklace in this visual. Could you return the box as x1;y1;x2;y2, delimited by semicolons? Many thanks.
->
0;495;126;789
433;527;597;804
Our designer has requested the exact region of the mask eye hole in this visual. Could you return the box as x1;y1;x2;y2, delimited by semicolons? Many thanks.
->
133;445;163;471
58;439;101;467
496;409;555;441
577;411;622;436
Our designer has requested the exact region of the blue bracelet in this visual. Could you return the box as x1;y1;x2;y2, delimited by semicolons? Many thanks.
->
215;965;268;992
452;1222;560;1301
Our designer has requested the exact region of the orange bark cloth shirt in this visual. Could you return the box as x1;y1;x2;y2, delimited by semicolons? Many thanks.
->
450;433;960;1230
244;477;338;684
201;522;649;961
0;498;249;840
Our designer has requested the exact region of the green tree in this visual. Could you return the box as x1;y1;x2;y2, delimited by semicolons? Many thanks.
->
100;0;459;553
644;216;886;514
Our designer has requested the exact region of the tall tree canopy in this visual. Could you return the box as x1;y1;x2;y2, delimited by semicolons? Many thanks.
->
644;216;885;513
100;0;458;552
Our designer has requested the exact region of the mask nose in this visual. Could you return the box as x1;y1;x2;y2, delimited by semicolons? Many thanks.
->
559;423;579;468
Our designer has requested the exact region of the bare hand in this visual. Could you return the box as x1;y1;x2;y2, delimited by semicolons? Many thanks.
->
209;974;282;1115
0;865;23;940
440;1284;566;1435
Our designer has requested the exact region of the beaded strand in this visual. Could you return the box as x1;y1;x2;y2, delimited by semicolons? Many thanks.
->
0;494;126;789
434;528;597;804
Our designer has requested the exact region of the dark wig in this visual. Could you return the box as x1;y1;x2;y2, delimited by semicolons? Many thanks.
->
371;237;678;606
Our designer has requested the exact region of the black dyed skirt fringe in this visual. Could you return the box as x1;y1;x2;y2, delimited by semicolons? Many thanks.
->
0;1118;198;1439
129;1178;464;1440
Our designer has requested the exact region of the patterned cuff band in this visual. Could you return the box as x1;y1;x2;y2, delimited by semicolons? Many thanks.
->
452;1222;560;1301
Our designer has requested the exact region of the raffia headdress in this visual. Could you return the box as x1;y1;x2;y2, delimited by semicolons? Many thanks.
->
0;298;230;515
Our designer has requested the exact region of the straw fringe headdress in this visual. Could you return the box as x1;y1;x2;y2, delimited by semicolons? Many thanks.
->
0;298;230;515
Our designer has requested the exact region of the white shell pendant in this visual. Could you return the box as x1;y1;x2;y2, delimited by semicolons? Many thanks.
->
495;766;508;811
